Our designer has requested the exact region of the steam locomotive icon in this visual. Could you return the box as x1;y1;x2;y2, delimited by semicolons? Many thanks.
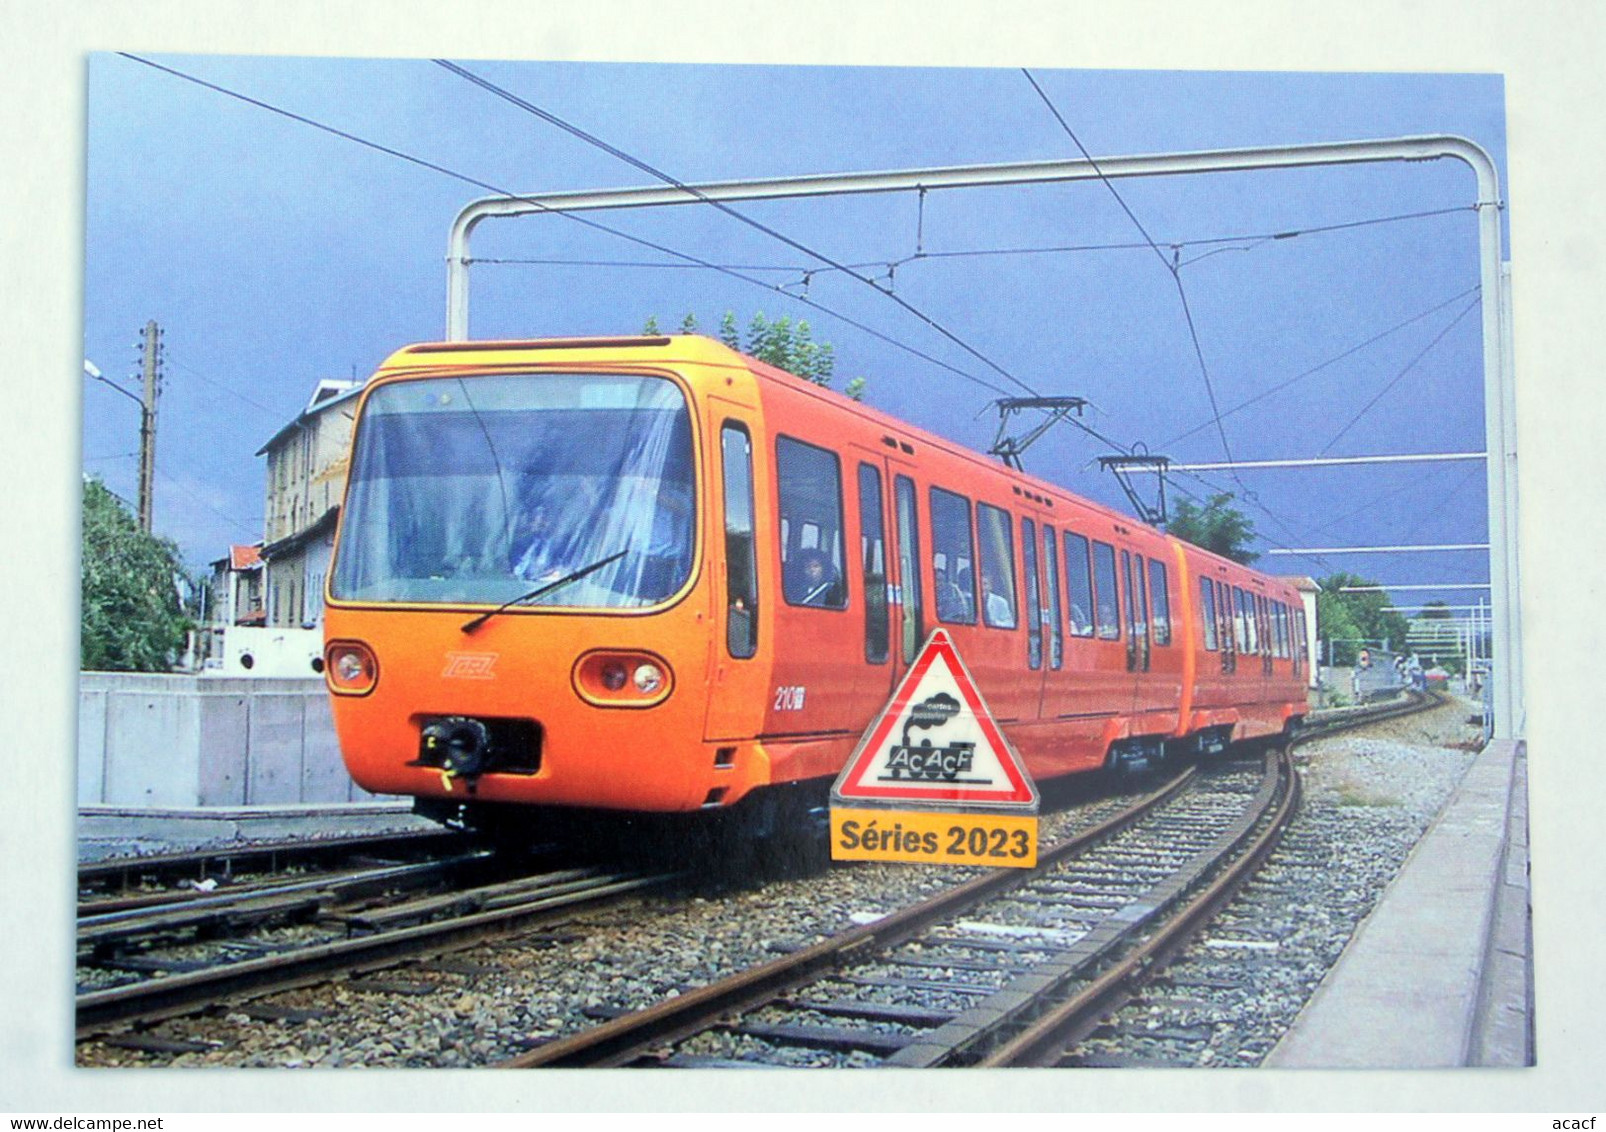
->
879;692;977;782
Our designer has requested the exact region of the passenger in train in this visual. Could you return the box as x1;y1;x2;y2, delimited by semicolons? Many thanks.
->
789;548;844;607
933;569;964;622
981;567;1014;628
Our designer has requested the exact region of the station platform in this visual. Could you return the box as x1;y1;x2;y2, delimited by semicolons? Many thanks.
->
77;801;438;863
1266;736;1532;1067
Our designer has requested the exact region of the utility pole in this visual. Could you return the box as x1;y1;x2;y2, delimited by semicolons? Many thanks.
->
136;321;163;532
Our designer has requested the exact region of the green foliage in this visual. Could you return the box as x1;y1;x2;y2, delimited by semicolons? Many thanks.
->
642;310;866;399
1165;493;1259;564
1316;572;1411;666
641;315;661;335
80;478;193;672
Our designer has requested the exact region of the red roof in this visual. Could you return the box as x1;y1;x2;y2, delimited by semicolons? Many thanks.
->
230;544;263;571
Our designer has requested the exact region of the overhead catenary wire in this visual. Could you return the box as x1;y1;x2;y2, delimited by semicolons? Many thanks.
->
1161;284;1482;449
1021;69;1239;480
1316;296;1482;455
118;52;1017;402
433;58;1041;400
473;204;1476;279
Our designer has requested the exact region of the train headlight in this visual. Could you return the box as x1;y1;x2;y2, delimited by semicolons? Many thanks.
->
633;663;664;694
325;640;379;696
572;650;674;707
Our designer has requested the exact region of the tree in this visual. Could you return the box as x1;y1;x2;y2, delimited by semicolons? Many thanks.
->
81;477;193;672
1315;571;1411;666
643;310;866;400
1165;492;1259;564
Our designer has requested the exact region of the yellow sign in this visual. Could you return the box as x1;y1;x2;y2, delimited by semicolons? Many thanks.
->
830;807;1038;868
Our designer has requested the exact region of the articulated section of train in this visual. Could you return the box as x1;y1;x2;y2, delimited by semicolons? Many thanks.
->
322;335;1307;831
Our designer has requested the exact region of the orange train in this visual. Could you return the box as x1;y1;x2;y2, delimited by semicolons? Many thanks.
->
322;335;1309;834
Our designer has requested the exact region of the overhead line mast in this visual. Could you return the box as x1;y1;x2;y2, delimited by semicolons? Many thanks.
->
136;321;163;533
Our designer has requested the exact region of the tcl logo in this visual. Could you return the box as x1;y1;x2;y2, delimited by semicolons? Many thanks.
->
442;652;499;680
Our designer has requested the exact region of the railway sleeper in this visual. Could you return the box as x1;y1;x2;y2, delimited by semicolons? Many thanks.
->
778;996;956;1028
727;1020;917;1057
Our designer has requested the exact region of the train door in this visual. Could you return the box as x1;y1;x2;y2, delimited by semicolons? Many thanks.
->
705;413;770;742
1122;549;1152;723
762;434;873;739
854;455;895;701
889;467;925;680
1217;580;1236;675
1121;550;1150;675
1260;596;1274;678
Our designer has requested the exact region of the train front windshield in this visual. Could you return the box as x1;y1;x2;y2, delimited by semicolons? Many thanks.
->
331;372;696;608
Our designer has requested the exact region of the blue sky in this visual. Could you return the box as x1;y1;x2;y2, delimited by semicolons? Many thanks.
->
82;55;1505;606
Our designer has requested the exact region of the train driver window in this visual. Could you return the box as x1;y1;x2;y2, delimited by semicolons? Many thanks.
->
721;423;759;658
1063;530;1095;637
1092;540;1121;640
777;436;846;609
976;503;1018;629
1199;577;1218;650
1149;558;1172;646
930;487;977;625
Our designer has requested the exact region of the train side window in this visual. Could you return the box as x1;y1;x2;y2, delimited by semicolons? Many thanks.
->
1042;524;1062;668
1274;601;1287;658
1199;577;1217;650
894;475;923;663
1149;558;1172;646
720;423;759;659
976;503;1018;630
1092;540;1120;640
930;487;977;625
1231;587;1247;653
1293;607;1307;675
858;463;889;665
1021;518;1042;669
776;436;846;609
1063;530;1094;637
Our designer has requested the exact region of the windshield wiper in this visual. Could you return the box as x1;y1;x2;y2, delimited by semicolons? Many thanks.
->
460;549;629;634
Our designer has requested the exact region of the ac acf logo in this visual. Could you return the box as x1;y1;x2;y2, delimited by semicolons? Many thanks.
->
442;651;500;680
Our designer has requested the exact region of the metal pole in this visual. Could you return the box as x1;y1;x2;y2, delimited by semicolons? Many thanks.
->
1265;544;1490;556
1128;451;1486;472
136;321;162;533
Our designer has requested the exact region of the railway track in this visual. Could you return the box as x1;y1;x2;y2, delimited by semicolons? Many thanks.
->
501;693;1436;1069
76;833;681;1039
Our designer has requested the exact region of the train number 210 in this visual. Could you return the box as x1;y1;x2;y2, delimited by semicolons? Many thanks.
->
773;685;807;712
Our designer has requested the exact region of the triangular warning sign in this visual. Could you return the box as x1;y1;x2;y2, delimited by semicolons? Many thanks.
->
832;629;1038;811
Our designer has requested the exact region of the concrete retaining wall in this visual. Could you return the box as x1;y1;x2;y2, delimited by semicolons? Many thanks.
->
77;673;375;807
